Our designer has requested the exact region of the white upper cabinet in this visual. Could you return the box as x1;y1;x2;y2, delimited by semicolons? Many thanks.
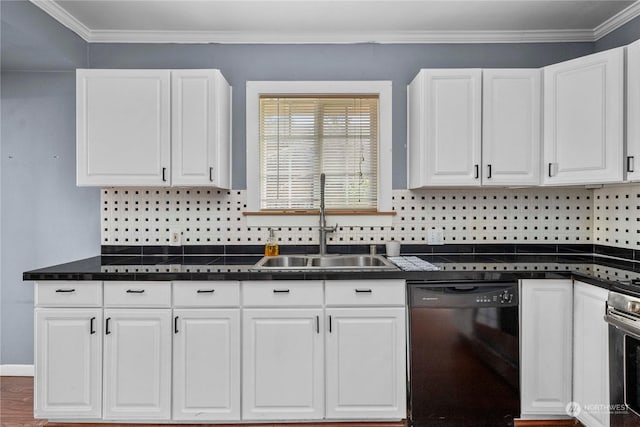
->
77;69;231;188
408;69;482;188
171;70;231;188
627;39;640;182
77;70;171;187
482;69;541;186
543;47;624;185
408;68;541;188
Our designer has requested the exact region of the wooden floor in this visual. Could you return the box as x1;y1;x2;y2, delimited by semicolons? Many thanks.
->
0;377;405;427
1;376;582;427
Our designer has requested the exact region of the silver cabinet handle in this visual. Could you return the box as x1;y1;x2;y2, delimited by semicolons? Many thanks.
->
628;156;635;173
209;167;214;182
162;167;167;182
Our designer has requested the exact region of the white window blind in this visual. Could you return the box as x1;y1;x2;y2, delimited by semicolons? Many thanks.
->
259;96;379;211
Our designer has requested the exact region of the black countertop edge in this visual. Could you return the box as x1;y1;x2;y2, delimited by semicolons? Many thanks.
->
23;269;575;283
24;254;634;291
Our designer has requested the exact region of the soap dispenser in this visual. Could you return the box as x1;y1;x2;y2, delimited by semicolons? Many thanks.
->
264;227;279;256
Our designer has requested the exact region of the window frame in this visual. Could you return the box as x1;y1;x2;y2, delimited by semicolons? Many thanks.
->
246;81;392;223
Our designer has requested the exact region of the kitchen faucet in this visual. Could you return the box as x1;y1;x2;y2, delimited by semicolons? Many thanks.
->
318;173;336;256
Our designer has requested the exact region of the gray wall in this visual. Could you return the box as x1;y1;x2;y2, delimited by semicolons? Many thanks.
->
1;0;99;365
1;0;639;365
595;13;640;51
89;42;594;189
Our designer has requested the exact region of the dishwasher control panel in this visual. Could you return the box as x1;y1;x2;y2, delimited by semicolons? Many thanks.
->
409;283;518;308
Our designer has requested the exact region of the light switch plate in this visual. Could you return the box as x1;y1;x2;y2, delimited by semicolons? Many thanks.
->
169;229;182;246
427;229;444;245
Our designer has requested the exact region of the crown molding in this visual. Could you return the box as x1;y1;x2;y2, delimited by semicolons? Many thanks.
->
30;0;91;41
594;1;640;41
85;29;597;44
29;0;640;45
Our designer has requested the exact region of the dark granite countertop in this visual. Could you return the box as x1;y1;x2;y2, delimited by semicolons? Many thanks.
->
22;252;640;292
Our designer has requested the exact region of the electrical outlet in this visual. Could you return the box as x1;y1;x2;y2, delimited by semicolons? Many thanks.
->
427;229;444;245
169;228;182;246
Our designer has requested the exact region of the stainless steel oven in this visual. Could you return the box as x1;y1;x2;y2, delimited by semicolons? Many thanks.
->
605;289;640;426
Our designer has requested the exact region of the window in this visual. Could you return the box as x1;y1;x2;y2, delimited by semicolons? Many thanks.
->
246;81;392;225
260;96;378;210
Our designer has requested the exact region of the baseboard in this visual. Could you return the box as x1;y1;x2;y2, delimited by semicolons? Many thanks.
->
0;364;34;376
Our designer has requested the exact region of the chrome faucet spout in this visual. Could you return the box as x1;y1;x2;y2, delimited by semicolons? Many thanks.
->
318;173;336;256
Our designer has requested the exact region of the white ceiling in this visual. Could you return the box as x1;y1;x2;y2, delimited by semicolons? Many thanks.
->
31;0;640;44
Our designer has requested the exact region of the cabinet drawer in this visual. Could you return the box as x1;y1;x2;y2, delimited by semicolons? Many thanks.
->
325;280;406;306
35;281;102;307
104;282;171;307
173;281;240;307
242;281;323;307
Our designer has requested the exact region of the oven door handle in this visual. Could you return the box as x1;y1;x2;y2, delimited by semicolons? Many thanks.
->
606;309;640;339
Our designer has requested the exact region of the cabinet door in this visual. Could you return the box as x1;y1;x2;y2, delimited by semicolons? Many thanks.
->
103;309;171;420
242;308;323;420
520;279;573;417
483;69;541;186
573;281;609;427
628;40;640;181
325;307;406;419
408;69;482;187
34;309;102;419
172;309;240;421
543;48;624;185
171;70;231;188
76;69;171;186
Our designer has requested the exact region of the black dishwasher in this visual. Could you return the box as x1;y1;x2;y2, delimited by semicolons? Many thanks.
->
408;282;520;427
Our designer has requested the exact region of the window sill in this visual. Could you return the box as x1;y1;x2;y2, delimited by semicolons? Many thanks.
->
244;211;395;227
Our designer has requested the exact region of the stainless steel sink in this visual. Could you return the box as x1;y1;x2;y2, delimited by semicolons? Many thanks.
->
309;255;392;268
253;254;398;271
257;256;308;268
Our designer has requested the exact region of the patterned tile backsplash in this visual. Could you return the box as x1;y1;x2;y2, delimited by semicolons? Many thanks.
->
100;184;640;250
593;184;640;249
102;185;619;247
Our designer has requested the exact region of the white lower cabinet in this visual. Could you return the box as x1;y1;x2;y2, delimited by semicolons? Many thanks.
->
103;309;172;420
242;308;324;420
325;307;406;419
573;281;609;427
520;279;573;418
34;280;406;423
172;309;240;421
34;308;102;419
